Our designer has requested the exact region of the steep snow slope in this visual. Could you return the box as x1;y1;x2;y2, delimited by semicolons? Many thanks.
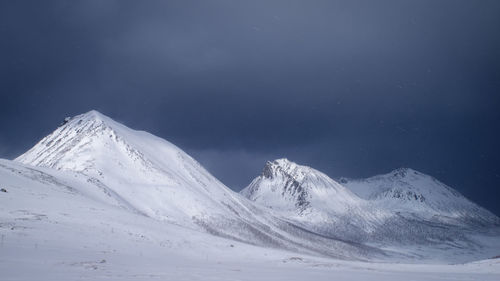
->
13;111;382;260
241;159;364;218
15;110;242;222
241;159;500;261
2;158;500;281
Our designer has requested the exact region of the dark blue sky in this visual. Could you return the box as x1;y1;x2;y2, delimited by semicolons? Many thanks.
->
1;1;499;215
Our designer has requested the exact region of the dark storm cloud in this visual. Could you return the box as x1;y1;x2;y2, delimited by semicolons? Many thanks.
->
1;1;499;214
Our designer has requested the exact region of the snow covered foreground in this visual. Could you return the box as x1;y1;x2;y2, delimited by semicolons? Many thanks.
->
0;159;499;281
1;110;500;280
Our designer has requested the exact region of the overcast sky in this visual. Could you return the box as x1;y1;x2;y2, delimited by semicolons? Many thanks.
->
1;1;499;215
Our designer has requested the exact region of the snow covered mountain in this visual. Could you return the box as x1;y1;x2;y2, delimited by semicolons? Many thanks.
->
241;159;500;261
16;110;247;223
241;159;363;218
11;110;382;260
4;110;500;264
340;168;499;225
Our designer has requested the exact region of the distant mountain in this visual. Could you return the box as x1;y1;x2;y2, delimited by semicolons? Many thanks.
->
241;159;500;261
340;168;499;225
241;158;362;217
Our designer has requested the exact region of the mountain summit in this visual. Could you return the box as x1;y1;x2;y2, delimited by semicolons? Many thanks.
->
16;110;255;225
241;158;360;215
341;168;499;223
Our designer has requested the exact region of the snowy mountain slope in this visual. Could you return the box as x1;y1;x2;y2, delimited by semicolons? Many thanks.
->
15;110;241;222
1;158;500;281
340;168;500;225
241;159;500;261
241;159;364;218
12;111;384;260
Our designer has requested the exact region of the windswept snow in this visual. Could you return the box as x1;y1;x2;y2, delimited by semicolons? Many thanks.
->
15;110;245;222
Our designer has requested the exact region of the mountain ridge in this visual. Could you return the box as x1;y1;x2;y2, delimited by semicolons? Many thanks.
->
12;110;388;260
241;158;500;260
6;110;500;263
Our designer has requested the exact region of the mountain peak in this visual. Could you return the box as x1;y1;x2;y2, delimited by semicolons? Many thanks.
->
272;158;293;165
341;167;472;208
15;111;121;170
54;110;108;133
63;110;113;127
80;109;105;121
15;110;254;223
262;158;305;179
242;159;359;214
82;109;102;118
389;167;420;178
265;158;295;169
